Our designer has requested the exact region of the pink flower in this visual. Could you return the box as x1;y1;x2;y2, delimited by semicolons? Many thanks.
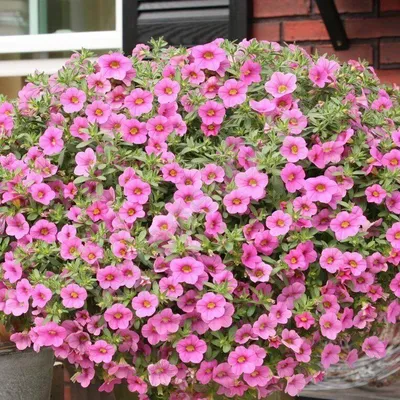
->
104;303;133;330
60;87;86;113
196;293;226;321
265;72;297;98
253;314;277;339
131;291;159;317
60;237;82;260
198;100;226;125
39;127;64;155
30;183;55;205
243;365;271;388
386;222;400;249
98;53;132;80
30;219;57;243
169;257;204;285
74;148;96;177
240;60;261;85
124;179;151;204
97;266;124;290
343;251;367;276
89;340;115;363
362;336;386;359
280;136;308;162
330;211;360;241
124;88;153;117
148;359;178;386
319;312;342;340
228;346;257;375
235;167;268;200
3;259;22;283
121;118;147;144
382;149;400;171
152;309;181;335
320;248;342;273
176;335;207;363
281;163;305;193
181;63;205;84
191;43;227;71
390;272;400;297
294;312;315;330
218;79;247;108
31;284;52;308
281;109;308;134
60;283;87;308
6;214;29;239
285;374;306;397
304;176;338;203
321;343;341;369
205;211;227;237
85;100;111;124
35;322;66;347
10;332;31;350
146;115;173;140
154;78;180;104
266;211;292;237
365;184;386;204
223;189;250;214
201;164;225;184
386;191;400;214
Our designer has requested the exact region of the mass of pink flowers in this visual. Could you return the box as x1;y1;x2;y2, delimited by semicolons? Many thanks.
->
0;38;399;399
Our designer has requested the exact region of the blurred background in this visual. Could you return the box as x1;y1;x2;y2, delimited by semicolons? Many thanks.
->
0;0;399;98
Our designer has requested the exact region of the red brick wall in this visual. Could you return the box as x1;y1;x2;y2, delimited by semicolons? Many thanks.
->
251;0;400;85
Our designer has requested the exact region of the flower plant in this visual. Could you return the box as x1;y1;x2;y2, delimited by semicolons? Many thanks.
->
0;38;400;399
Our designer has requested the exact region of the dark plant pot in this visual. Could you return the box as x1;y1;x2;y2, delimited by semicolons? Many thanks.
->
0;346;54;400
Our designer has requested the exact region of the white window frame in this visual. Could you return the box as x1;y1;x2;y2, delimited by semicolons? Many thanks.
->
0;0;123;77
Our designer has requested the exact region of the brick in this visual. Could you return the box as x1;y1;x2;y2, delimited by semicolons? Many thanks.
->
381;0;400;12
313;44;374;64
252;22;281;42
380;42;400;64
345;17;400;39
283;17;400;42
376;69;400;85
313;0;373;13
253;0;310;18
283;20;329;41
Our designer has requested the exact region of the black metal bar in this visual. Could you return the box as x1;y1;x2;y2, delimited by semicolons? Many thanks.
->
315;0;350;50
122;0;138;55
229;0;250;41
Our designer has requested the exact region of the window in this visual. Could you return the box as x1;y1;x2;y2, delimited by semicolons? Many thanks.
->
0;0;122;77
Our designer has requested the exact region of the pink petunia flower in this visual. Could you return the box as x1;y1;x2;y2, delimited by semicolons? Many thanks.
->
176;334;207;363
89;340;116;363
6;214;29;239
281;163;305;193
74;148;96;177
131;291;159;318
365;184;386;204
321;343;341;369
362;336;386;359
228;346;257;375
35;322;67;347
285;374;306;397
319;312;342;340
304;176;338;204
191;43;227;71
223;189;250;214
60;87;86;113
104;303;133;330
154;78;180;104
320;247;342;273
39;127;64;155
60;283;87;308
98;53;132;80
31;284;52;308
218;79;247;108
266;211;292;237
196;293;226;321
147;359;178;387
30;183;55;205
235;167;268;200
280;136;308;162
265;72;297;98
85;100;111;124
124;88;153;117
97;265;124;290
386;222;400;249
330;211;361;241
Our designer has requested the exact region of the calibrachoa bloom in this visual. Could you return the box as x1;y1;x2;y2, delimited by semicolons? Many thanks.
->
1;39;399;399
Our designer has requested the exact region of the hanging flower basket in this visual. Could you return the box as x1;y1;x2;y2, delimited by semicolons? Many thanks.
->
0;38;399;399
